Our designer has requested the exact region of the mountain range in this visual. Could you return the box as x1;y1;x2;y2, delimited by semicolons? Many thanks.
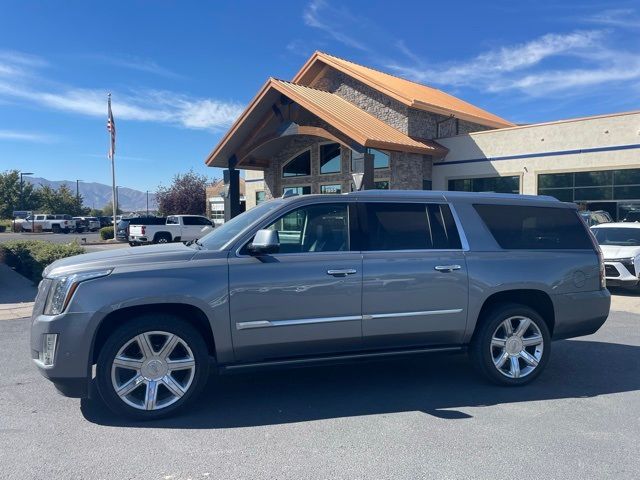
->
25;177;158;212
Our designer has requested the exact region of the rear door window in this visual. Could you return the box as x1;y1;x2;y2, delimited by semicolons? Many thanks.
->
358;203;462;251
474;204;593;249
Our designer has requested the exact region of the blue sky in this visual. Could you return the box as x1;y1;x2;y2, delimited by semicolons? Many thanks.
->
1;0;639;192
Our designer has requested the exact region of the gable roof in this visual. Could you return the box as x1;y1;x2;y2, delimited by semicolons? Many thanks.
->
293;51;514;129
205;78;447;167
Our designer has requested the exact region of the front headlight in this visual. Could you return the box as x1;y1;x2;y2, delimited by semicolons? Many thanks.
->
44;269;112;315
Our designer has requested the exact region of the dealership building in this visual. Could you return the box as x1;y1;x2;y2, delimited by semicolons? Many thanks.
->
205;51;640;221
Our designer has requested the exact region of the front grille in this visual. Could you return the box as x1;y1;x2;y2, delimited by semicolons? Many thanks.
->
605;264;620;277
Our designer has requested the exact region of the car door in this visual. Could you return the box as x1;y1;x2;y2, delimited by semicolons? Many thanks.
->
228;201;363;361
182;216;212;241
358;201;469;348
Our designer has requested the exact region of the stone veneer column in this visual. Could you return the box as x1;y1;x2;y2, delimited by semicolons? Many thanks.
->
389;152;426;190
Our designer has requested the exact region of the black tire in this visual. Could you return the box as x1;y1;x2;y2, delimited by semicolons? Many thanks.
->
96;314;210;420
129;241;140;247
52;224;61;233
153;232;172;244
470;303;551;386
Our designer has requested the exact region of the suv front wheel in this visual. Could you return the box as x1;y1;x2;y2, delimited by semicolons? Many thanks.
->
96;315;210;420
470;303;551;386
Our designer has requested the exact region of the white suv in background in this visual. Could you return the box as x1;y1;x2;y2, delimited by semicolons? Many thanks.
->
591;222;640;288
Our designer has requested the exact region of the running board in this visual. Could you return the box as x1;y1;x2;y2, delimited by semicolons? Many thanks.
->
218;345;465;373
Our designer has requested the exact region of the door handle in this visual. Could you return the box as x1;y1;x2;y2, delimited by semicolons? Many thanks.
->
327;269;357;277
434;265;462;272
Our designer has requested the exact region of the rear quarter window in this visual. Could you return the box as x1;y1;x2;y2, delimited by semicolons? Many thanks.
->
474;204;593;250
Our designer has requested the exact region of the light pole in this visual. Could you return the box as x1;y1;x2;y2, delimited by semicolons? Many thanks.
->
75;179;82;213
19;172;34;211
115;185;120;216
146;190;149;217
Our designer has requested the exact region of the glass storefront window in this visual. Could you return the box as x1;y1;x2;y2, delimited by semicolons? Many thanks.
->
283;186;311;196
351;148;390;171
375;180;390;190
448;176;520;194
255;191;266;204
575;170;613;187
283;150;311;177
320;143;341;174
537;168;640;203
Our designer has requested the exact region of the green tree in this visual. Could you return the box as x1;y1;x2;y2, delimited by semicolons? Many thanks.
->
0;170;39;218
37;184;83;215
101;201;122;217
156;170;211;216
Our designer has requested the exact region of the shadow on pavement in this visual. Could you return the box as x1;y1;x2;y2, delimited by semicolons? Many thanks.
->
608;287;640;297
81;339;640;428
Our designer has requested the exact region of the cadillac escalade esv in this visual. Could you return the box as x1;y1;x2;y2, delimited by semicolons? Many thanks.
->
31;191;611;419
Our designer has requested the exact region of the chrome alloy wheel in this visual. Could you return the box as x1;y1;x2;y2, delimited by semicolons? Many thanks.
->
110;331;196;411
490;316;544;379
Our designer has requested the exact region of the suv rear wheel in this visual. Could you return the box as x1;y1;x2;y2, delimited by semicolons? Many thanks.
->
470;303;550;386
96;315;210;420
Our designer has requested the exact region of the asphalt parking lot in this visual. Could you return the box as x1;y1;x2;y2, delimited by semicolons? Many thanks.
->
0;292;638;480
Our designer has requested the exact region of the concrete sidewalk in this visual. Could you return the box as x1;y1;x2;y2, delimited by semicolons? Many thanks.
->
0;263;36;320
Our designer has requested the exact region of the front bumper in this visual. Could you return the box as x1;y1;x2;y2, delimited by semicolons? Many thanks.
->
603;261;639;287
31;310;94;398
552;289;611;340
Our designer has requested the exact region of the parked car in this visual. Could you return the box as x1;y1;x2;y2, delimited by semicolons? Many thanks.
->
621;210;640;222
20;214;75;233
31;191;610;419
115;216;167;244
72;216;100;232
98;216;113;228
579;210;613;227
128;215;213;245
591;222;640;288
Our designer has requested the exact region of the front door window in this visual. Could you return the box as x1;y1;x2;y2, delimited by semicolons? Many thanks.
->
265;203;348;253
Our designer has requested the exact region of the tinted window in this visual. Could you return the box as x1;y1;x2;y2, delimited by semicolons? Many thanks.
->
474;204;593;249
167;216;179;225
359;203;462;251
283;186;311;196
183;216;208;226
283;150;311;177
262;203;348;254
320;143;341;174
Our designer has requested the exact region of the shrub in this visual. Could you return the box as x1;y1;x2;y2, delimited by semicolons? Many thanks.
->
99;226;114;240
0;240;85;283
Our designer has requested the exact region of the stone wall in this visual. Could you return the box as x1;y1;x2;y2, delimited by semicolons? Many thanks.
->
389;152;430;190
311;69;409;134
310;66;495;140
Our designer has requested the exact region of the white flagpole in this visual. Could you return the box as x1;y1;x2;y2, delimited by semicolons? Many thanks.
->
108;93;117;234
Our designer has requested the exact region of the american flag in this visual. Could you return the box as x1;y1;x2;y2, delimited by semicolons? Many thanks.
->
107;94;116;160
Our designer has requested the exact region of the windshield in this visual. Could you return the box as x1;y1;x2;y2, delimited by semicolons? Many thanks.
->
199;199;284;250
592;227;640;246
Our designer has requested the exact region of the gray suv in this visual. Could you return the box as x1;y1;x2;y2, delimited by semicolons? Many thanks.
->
31;191;611;419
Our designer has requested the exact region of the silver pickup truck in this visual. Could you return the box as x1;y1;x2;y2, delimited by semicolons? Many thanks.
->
31;191;610;419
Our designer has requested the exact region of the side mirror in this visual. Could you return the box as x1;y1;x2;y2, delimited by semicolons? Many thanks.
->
248;229;280;255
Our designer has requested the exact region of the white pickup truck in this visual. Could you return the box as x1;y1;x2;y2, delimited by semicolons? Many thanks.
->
20;214;77;233
128;215;214;245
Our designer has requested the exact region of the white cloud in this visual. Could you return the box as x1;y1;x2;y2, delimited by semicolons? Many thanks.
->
0;129;58;143
0;51;244;130
385;29;640;96
387;30;603;85
303;0;371;52
583;8;640;29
